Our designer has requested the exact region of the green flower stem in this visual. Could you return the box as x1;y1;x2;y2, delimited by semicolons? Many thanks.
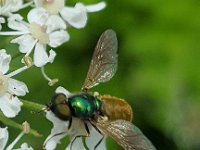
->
0;112;42;137
21;99;45;112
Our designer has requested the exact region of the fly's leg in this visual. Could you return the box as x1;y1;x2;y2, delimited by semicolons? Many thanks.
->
68;117;72;129
44;117;72;147
70;122;90;150
89;122;105;150
94;137;104;150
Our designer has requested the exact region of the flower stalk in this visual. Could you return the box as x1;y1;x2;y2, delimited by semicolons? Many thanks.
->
0;112;42;137
21;99;45;112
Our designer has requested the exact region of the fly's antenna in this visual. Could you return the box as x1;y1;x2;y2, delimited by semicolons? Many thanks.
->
36;104;50;114
30;106;48;114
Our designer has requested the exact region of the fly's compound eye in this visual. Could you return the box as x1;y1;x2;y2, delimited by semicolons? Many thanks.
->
50;93;72;120
51;93;67;105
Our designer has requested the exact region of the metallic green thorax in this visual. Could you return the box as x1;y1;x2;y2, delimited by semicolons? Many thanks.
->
68;93;102;119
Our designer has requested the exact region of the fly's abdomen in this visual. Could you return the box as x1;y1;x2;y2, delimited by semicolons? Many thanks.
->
68;93;99;119
100;95;133;121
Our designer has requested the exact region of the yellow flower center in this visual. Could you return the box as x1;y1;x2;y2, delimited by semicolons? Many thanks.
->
29;22;49;44
41;0;65;15
0;74;8;96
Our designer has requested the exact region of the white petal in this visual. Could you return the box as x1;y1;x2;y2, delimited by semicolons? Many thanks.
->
60;5;87;29
6;0;23;13
84;2;106;12
0;17;5;30
46;15;66;33
0;17;5;23
0;127;9;150
15;143;34;150
11;34;37;53
65;138;86;150
49;30;69;48
7;14;29;31
44;112;69;150
27;8;48;25
7;78;29;96
0;93;22;118
1;0;23;14
33;43;56;67
48;49;56;63
33;43;48;67
55;86;71;97
86;127;107;150
33;0;41;7
0;49;11;74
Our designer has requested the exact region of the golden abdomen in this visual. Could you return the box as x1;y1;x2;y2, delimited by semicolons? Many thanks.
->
100;95;133;122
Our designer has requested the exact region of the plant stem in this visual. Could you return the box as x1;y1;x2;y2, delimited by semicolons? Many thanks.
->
21;99;45;112
0;112;42;137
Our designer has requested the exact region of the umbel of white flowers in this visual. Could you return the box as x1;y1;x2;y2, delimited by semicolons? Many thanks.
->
0;0;106;67
0;0;106;85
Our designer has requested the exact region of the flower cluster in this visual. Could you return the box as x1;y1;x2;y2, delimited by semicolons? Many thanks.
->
0;0;106;149
0;0;105;67
0;49;28;118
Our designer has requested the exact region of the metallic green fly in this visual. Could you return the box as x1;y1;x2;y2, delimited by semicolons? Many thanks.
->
46;29;156;150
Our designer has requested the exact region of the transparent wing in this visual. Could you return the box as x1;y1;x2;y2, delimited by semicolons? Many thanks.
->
82;29;118;90
96;119;156;150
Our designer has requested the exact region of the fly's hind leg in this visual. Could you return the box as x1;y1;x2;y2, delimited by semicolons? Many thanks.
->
70;122;90;150
94;137;104;150
89;122;105;150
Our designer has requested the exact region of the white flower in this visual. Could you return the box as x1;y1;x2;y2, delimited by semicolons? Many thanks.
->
34;0;106;29
0;0;33;30
44;86;106;150
0;127;33;150
0;49;28;118
0;127;8;150
8;9;64;67
0;7;69;67
0;0;23;16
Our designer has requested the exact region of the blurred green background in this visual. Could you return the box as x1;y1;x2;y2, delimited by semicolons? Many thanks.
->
1;0;200;149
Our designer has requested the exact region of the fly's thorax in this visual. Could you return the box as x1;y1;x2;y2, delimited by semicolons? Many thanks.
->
49;93;72;120
100;95;133;122
68;93;101;119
